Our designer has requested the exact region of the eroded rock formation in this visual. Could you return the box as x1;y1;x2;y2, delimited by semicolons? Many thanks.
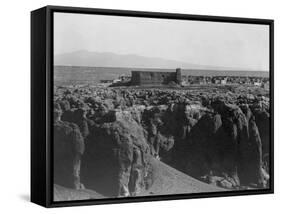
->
53;85;270;197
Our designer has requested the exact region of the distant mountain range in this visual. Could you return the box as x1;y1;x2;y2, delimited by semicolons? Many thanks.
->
54;50;268;72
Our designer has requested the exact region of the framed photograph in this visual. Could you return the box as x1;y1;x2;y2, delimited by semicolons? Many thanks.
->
31;5;274;207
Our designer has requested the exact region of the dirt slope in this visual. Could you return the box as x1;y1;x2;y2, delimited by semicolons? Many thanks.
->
54;157;225;201
54;184;105;201
140;157;226;196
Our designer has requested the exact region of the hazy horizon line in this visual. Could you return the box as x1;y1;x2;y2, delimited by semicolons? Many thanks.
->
53;64;269;73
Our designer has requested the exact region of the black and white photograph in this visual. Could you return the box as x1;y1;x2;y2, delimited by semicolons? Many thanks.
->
52;10;272;202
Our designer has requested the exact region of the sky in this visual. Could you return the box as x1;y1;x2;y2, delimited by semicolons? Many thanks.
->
54;12;270;71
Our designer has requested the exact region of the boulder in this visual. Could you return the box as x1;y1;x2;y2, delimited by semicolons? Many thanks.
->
81;110;151;197
239;118;264;186
54;120;85;189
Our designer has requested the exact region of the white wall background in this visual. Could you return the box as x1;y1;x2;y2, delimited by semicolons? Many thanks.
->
0;0;279;212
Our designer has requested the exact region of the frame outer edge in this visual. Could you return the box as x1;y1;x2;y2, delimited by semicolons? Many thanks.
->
36;5;274;207
31;6;48;207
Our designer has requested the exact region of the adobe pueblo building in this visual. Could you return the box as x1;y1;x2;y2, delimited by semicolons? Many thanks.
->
131;68;182;86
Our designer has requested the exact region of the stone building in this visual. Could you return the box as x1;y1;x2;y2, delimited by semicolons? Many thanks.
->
131;68;182;86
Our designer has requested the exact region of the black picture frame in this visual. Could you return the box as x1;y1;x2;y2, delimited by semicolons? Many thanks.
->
31;5;274;208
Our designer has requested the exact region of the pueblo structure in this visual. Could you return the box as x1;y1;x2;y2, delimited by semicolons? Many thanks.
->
131;68;182;86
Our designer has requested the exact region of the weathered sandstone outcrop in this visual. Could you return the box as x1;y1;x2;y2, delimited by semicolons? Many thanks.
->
53;86;271;196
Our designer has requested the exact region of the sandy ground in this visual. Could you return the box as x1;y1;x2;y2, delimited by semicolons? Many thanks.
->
139;157;226;196
54;157;225;201
54;184;105;201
